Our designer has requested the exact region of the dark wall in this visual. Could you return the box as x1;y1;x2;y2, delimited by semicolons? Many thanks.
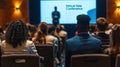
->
96;0;107;18
29;0;106;38
29;0;40;26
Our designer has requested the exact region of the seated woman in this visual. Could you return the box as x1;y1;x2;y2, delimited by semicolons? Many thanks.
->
1;19;38;55
104;24;120;67
32;22;59;64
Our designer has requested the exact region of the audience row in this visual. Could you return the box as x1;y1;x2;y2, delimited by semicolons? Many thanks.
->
0;14;119;67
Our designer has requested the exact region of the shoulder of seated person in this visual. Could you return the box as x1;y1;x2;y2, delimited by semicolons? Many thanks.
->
104;48;112;54
26;40;34;45
32;37;35;41
46;35;56;39
59;30;67;37
2;40;5;43
1;40;5;46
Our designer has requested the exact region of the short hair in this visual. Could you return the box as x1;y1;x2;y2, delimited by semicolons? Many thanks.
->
76;14;91;32
5;19;28;48
97;17;108;31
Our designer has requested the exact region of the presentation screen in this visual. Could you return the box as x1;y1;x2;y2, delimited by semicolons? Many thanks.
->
40;0;96;24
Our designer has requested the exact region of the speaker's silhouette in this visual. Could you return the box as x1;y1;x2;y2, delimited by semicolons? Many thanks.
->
52;6;60;26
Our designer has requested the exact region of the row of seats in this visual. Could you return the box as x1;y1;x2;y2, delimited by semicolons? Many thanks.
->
2;45;120;67
71;54;120;67
1;54;40;67
1;45;55;67
2;53;120;67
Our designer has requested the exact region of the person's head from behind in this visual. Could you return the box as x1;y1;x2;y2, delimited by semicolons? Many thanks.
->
5;19;28;48
76;14;90;33
33;30;46;45
89;25;96;34
56;24;65;33
96;17;108;31
48;24;56;35
38;22;48;35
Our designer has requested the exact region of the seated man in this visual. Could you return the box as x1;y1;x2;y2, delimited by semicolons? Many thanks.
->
65;14;102;67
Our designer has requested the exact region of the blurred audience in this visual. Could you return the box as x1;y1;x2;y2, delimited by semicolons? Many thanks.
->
0;16;118;67
104;24;120;67
54;24;68;65
27;24;37;40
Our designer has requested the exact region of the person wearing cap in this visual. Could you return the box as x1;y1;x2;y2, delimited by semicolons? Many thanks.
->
65;14;102;67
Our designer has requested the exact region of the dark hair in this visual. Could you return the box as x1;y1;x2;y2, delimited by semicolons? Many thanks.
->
0;27;3;33
5;19;28;48
38;22;48;35
97;17;108;31
27;24;37;37
56;24;65;33
89;25;96;33
48;24;55;35
76;14;90;32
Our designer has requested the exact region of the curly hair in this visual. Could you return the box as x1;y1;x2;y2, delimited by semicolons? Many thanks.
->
5;19;28;48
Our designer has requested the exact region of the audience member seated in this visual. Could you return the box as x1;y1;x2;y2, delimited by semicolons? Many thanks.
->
106;23;114;35
54;24;68;65
89;24;97;35
32;22;59;64
47;24;58;46
104;24;120;67
0;19;38;55
56;24;67;52
96;17;110;45
55;24;67;38
32;22;48;45
27;23;37;41
65;14;102;67
47;24;59;64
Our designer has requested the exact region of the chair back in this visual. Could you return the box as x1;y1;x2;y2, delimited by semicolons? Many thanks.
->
71;54;110;67
35;45;54;67
1;54;40;67
115;54;120;67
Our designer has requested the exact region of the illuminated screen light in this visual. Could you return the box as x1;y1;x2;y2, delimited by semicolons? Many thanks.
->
40;0;96;24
